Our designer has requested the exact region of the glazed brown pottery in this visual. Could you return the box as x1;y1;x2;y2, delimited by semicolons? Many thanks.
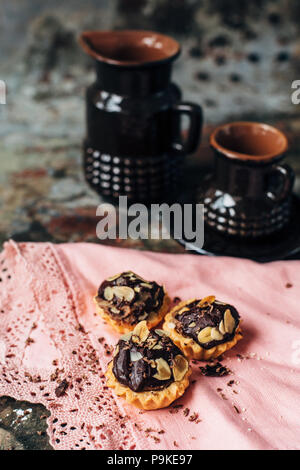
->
197;122;294;238
79;30;203;203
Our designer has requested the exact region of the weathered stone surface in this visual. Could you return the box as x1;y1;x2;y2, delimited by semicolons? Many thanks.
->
0;428;24;450
0;396;52;450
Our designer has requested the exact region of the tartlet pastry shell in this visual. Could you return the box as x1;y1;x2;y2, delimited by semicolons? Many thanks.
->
106;361;192;410
163;299;243;360
94;291;171;334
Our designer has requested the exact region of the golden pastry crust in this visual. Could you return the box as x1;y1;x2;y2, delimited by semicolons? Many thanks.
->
94;291;171;334
163;299;243;360
106;361;192;410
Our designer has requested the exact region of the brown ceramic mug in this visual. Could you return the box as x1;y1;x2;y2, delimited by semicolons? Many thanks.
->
197;122;294;238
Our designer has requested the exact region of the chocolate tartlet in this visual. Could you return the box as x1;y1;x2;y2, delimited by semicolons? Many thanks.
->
163;296;242;360
94;271;170;333
106;321;191;410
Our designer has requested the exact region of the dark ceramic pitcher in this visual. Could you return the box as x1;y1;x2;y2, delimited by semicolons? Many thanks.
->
197;122;294;238
79;30;202;203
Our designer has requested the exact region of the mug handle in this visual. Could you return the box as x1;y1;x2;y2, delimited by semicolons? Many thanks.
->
267;163;295;203
171;102;203;155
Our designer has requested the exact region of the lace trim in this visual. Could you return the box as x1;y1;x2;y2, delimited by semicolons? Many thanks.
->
0;241;150;450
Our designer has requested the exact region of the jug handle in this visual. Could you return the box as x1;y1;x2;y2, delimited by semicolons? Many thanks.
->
171;102;203;155
267;163;294;203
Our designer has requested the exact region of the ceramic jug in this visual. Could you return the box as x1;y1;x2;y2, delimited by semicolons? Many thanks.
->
79;30;202;203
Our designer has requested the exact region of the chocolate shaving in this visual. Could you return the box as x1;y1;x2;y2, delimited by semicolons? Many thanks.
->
55;379;69;397
199;362;231;377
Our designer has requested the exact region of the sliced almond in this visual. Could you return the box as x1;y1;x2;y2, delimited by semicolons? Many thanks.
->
120;332;132;342
153;358;171;381
155;329;166;337
140;282;153;288
219;319;226;335
188;321;196;328
134;286;141;292
112;286;135;302
197;326;212;344
178;307;189;315
153;344;163;350
132;321;149;343
138;313;148;321
167;322;175;329
224;309;236;334
211;327;224;341
130;350;143;362
199;295;216;307
104;286;114;301
110;307;120;314
172;354;189;382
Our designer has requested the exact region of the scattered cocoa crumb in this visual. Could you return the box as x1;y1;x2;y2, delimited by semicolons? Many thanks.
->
25;337;35;346
32;323;37;330
55;379;69;397
75;324;86;334
233;405;240;414
199;362;231;377
217;388;223;392
52;359;58;366
174;441;179;447
173;297;181;304
183;407;190;417
227;380;235;387
286;283;293;288
98;337;105;344
189;412;201;423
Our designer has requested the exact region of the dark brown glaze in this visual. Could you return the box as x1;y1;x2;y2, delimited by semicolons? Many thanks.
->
112;329;184;392
96;271;165;325
174;298;240;350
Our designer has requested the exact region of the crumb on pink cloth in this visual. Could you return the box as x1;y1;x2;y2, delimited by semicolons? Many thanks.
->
0;240;299;450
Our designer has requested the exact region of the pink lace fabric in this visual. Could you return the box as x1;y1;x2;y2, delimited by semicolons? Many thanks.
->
1;241;300;450
0;241;147;450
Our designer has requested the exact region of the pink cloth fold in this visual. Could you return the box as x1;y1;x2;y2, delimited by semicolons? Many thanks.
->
0;241;299;450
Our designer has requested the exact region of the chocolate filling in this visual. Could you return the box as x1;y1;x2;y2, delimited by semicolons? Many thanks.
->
97;271;165;325
174;299;240;349
112;330;184;392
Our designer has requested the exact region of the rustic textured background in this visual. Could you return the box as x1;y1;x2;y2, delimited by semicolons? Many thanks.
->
0;0;300;449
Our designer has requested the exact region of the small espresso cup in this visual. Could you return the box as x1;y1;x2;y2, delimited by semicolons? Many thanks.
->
198;121;294;238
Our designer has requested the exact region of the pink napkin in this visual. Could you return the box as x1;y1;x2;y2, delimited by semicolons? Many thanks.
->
0;240;299;450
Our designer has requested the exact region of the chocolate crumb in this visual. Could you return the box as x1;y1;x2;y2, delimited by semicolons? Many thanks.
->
286;283;293;288
183;407;190;417
55;379;69;397
173;297;182;304
199;362;231;377
25;337;35;346
227;380;235;387
233;405;240;414
189;412;201;423
174;441;179;447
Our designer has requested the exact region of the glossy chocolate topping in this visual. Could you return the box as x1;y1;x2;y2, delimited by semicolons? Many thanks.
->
112;322;188;392
174;296;240;350
97;271;165;325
